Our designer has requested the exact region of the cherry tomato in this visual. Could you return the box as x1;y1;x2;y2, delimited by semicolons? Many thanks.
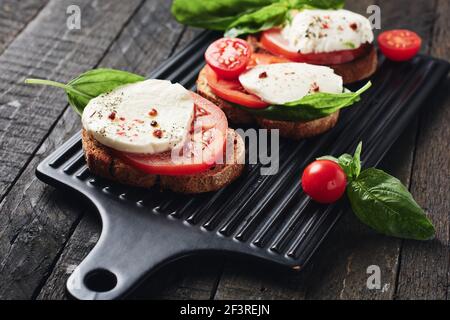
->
301;160;347;204
203;53;288;109
378;29;422;61
204;65;269;109
116;93;228;176
205;38;252;79
261;28;371;65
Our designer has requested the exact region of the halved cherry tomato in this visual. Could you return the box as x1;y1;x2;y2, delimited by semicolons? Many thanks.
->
301;160;347;204
378;29;422;62
204;53;288;109
261;28;371;65
116;93;228;176
204;65;269;109
205;38;252;80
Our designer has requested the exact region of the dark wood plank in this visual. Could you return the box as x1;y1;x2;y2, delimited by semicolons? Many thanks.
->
0;0;145;300
0;0;143;202
214;0;438;300
35;2;203;300
305;0;439;300
395;0;450;300
0;0;48;54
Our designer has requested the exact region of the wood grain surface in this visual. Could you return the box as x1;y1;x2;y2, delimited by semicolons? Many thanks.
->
0;0;448;300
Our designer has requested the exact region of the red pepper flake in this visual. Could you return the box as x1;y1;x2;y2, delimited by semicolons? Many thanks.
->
119;117;126;121
350;23;358;31
259;71;268;79
338;25;344;31
108;112;116;120
117;131;125;136
149;108;158;117
153;129;163;139
310;82;320;92
134;119;145;124
150;120;158;127
322;23;329;29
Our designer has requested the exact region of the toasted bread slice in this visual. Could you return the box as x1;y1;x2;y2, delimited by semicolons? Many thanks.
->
82;129;158;188
247;35;378;84
82;129;245;193
255;112;339;140
160;129;245;193
197;67;255;125
197;66;340;139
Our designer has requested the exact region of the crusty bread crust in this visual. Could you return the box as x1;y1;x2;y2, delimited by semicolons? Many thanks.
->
82;130;158;188
256;112;339;140
82;129;245;193
160;129;245;193
246;35;378;84
197;66;340;139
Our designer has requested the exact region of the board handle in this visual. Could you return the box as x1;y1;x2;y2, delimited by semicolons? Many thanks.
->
66;199;190;300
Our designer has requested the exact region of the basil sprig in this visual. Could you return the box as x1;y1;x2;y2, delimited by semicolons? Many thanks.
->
25;69;145;115
318;142;436;240
239;81;371;122
171;0;345;37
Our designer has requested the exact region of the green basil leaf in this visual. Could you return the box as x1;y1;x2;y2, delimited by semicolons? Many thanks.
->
347;168;435;240
240;81;371;121
25;68;144;115
337;153;354;178
172;0;345;34
225;3;290;37
352;141;362;178
171;0;279;30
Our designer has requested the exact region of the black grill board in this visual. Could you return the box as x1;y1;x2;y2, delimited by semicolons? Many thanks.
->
36;31;450;299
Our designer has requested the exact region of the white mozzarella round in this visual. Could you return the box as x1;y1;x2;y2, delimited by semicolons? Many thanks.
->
238;63;343;105
282;9;374;54
82;79;194;154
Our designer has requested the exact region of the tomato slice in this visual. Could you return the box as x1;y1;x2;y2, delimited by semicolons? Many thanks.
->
378;29;422;62
205;38;252;80
204;65;269;109
204;53;288;109
115;93;228;176
247;52;290;67
261;28;370;65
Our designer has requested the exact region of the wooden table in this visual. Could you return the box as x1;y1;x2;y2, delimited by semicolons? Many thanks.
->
0;0;448;300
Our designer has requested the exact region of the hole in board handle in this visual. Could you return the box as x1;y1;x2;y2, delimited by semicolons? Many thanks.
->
84;269;117;293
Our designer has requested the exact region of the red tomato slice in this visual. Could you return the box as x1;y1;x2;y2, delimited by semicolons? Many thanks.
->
205;38;252;80
261;28;370;65
378;29;422;62
204;65;269;109
204;53;288;109
115;93;228;176
247;52;290;67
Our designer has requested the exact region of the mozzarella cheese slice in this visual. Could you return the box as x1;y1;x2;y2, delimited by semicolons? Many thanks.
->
82;79;194;154
282;9;374;54
238;63;343;105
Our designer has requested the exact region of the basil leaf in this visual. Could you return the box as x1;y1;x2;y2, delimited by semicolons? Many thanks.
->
352;141;362;178
25;69;144;115
172;0;345;35
337;153;354;178
171;0;279;31
347;168;435;240
241;81;371;121
225;3;290;37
